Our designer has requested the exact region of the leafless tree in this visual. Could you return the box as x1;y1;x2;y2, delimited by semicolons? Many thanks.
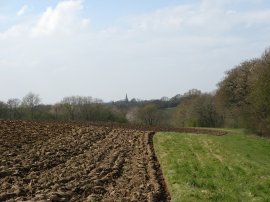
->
7;98;20;119
22;92;41;120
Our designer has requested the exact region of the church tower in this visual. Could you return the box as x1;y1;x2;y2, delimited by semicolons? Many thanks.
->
125;93;129;102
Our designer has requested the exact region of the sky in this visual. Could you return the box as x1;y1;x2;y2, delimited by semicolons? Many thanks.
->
0;0;270;104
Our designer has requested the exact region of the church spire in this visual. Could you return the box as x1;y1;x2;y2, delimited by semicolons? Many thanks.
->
125;93;129;102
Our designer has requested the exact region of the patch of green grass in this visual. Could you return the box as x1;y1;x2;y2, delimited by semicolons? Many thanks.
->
154;131;270;202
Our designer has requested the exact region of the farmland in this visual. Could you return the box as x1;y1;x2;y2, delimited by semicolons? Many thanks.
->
2;119;269;202
0;120;169;201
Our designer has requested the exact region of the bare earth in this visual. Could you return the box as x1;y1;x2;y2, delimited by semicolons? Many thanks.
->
0;120;170;201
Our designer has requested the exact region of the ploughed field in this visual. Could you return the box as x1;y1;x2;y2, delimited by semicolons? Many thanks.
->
0;120;170;201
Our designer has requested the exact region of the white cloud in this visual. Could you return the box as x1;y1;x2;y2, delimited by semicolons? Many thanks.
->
127;2;270;35
127;5;191;32
17;5;28;16
201;0;266;8
0;0;88;38
31;0;84;37
238;10;270;25
0;15;7;21
3;0;269;38
0;24;28;39
81;18;90;28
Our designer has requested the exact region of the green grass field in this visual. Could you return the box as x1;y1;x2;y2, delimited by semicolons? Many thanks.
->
154;130;270;202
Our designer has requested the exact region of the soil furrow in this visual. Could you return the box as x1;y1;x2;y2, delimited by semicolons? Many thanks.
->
0;120;171;201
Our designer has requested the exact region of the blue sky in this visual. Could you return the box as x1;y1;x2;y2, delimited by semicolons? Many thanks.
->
0;0;270;103
0;0;193;30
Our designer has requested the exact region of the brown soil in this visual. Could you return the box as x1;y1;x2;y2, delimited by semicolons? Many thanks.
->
0;120;171;201
73;121;228;136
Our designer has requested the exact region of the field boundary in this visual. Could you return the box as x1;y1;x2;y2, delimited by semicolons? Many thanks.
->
88;122;228;136
147;132;171;201
0;119;228;136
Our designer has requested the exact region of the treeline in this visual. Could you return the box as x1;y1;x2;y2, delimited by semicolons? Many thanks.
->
135;48;270;136
0;48;269;136
0;94;126;123
215;48;270;136
0;90;198;126
0;89;223;128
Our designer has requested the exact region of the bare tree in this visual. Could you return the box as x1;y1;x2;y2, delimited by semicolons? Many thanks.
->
22;92;41;120
7;98;20;119
137;104;160;125
0;101;8;119
61;96;78;120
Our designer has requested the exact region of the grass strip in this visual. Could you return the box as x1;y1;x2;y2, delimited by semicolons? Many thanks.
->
154;130;270;201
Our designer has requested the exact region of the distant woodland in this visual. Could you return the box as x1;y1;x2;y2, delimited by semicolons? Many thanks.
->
0;48;269;136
